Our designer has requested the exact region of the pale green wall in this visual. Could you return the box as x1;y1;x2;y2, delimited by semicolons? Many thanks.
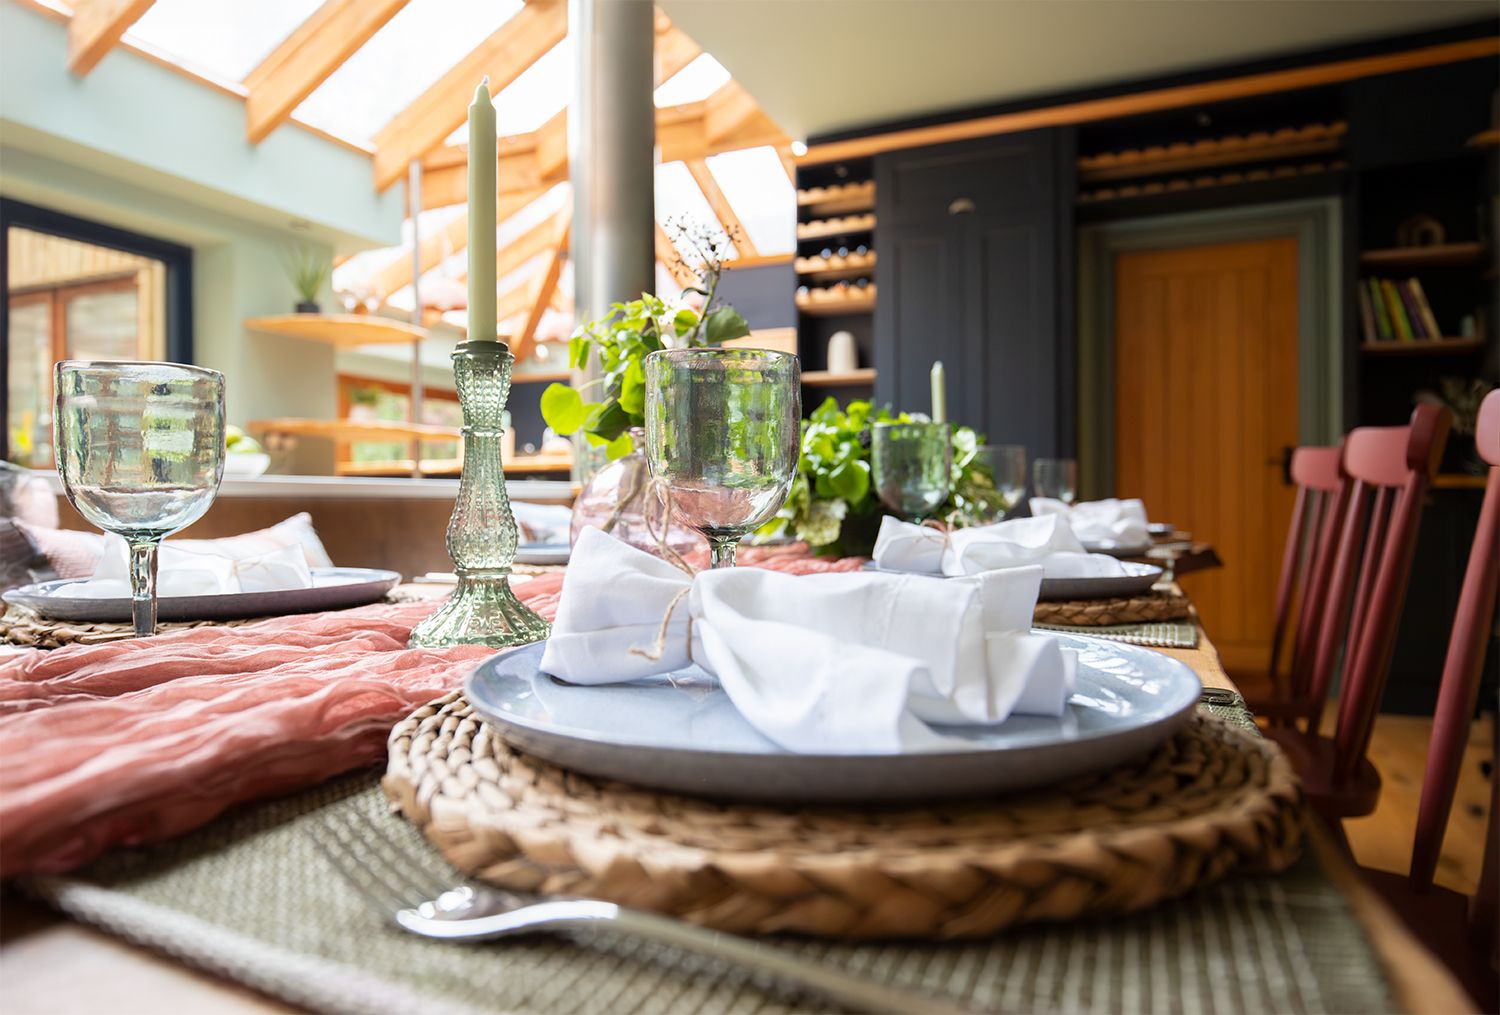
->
2;144;338;471
0;1;407;473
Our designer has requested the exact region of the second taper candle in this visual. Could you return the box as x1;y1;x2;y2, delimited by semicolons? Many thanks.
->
466;79;497;342
930;360;946;424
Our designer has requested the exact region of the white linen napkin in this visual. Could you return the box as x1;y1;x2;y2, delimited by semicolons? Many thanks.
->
872;514;1129;579
540;526;1077;754
70;533;314;599
1028;497;1150;548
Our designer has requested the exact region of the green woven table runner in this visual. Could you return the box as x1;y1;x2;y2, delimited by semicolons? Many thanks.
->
1035;619;1200;648
25;698;1395;1015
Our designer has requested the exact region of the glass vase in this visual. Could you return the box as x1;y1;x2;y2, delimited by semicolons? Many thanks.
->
569;428;704;560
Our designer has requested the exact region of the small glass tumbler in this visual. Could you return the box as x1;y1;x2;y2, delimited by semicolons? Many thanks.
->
873;421;952;521
54;360;225;636
643;347;801;569
978;444;1028;519
1033;457;1079;504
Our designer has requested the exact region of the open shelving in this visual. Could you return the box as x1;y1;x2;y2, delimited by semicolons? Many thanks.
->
1358;337;1487;356
802;368;877;387
1358;242;1489;270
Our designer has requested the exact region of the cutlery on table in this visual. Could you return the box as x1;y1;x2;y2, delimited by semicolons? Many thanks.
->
309;810;972;1015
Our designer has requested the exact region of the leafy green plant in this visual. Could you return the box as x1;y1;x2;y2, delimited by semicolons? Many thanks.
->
283;243;331;304
539;221;748;459
755;397;995;556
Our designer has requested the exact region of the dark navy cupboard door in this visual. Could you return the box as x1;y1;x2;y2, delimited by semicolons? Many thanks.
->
874;128;1067;456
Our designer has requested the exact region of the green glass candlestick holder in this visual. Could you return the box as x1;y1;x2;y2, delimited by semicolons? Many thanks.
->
408;341;551;649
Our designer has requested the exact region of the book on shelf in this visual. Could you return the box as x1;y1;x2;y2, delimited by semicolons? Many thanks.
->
1407;277;1443;339
1395;279;1428;340
1360;275;1448;344
1379;279;1414;342
1365;278;1393;341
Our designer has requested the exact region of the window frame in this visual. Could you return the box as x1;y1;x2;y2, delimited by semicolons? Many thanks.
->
1;198;194;463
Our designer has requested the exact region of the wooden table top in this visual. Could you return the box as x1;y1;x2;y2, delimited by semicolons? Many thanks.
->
0;607;1475;1015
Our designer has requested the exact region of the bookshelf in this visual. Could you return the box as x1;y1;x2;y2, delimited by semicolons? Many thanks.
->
794;156;877;397
1358;337;1487;356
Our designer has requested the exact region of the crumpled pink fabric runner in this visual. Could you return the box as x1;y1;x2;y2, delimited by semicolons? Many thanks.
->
0;545;860;876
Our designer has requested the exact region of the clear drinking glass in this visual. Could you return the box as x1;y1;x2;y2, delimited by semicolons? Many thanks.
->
977;444;1028;519
643;347;800;569
1033;457;1078;504
54;361;226;636
872;421;952;521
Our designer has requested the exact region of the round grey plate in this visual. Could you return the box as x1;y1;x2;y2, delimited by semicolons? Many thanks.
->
1037;561;1163;601
2;567;401;622
515;542;571;565
860;561;1164;601
1082;539;1154;558
464;634;1200;803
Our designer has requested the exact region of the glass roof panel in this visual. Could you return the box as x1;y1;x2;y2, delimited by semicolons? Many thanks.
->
293;0;524;146
655;161;736;262
125;0;324;86
705;147;795;255
654;53;730;107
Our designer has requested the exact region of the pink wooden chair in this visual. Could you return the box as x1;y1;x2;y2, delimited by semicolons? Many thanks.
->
1408;389;1499;890
1265;403;1451;819
1248;443;1350;724
1355;390;1499;1012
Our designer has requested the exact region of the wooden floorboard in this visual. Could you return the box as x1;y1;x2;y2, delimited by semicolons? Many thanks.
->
1336;713;1495;894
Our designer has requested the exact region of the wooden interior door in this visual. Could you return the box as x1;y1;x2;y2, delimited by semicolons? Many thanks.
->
1113;236;1300;675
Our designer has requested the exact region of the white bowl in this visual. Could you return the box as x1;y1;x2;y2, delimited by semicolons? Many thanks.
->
224;452;271;478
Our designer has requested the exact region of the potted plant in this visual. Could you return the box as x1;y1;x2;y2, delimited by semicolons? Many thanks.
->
754;396;996;557
284;243;331;314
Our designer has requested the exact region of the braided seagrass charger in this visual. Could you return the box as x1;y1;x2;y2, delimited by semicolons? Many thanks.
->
383;691;1303;940
1031;587;1190;626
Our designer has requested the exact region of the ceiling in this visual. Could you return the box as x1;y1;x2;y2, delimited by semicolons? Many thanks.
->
659;0;1496;141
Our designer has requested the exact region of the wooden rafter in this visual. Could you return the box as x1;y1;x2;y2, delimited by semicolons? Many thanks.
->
371;211;468;298
685;158;757;258
67;0;154;76
371;0;567;190
655;23;702;85
517;207;572;359
777;146;798;185
244;0;408;144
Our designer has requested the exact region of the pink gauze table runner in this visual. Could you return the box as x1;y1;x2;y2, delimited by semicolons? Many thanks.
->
0;546;861;877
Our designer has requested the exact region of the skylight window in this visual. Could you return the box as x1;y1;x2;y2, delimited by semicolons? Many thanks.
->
655;161;736;262
705;147;795;255
125;0;323;87
293;0;524;146
654;53;731;107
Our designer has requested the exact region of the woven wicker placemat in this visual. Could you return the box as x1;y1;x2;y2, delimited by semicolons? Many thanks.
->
382;692;1302;940
1033;588;1190;626
1035;619;1200;648
0;604;274;649
23;695;1396;1015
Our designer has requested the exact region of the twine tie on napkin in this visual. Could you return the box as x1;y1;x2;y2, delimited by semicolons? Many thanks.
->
542;527;1077;754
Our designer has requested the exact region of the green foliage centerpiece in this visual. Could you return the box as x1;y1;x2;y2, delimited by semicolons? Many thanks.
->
754;396;1004;557
540;225;748;457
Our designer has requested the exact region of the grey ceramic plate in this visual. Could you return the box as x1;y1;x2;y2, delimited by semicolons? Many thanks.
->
2;567;401;622
464;634;1200;803
516;543;571;565
1037;561;1164;601
1082;539;1155;558
861;561;1164;601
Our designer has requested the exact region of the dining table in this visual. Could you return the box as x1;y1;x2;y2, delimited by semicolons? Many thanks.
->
0;561;1478;1015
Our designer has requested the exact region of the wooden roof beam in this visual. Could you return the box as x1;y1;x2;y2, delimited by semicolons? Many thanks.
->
244;0;408;144
372;0;567;190
68;0;155;76
516;207;572;360
685;158;757;258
